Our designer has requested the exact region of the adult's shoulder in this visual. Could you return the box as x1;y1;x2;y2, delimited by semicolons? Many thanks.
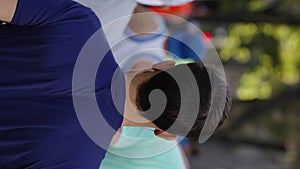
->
10;0;101;29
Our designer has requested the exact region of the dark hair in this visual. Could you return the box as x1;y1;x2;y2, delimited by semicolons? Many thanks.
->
136;62;231;140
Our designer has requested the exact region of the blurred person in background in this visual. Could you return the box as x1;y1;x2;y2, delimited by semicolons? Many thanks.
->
74;0;193;47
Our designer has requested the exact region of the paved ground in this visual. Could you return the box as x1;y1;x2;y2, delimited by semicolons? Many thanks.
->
188;140;292;169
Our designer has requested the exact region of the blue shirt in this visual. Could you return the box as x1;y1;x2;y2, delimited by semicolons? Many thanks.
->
0;0;123;168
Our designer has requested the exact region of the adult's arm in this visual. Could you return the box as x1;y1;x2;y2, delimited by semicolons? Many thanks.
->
0;0;18;22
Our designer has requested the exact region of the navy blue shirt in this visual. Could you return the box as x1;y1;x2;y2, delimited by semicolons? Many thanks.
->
0;0;123;168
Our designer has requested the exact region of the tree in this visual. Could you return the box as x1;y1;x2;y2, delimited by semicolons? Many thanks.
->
191;0;300;168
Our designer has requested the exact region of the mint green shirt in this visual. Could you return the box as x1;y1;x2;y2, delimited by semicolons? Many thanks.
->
100;126;186;169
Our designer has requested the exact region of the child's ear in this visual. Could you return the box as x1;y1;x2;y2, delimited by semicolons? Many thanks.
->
154;129;178;140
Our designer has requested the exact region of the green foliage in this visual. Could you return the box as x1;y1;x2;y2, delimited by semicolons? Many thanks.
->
205;0;300;167
218;0;300;17
248;0;269;12
220;23;300;100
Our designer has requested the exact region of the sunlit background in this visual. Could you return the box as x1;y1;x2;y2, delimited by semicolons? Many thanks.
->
179;0;300;168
